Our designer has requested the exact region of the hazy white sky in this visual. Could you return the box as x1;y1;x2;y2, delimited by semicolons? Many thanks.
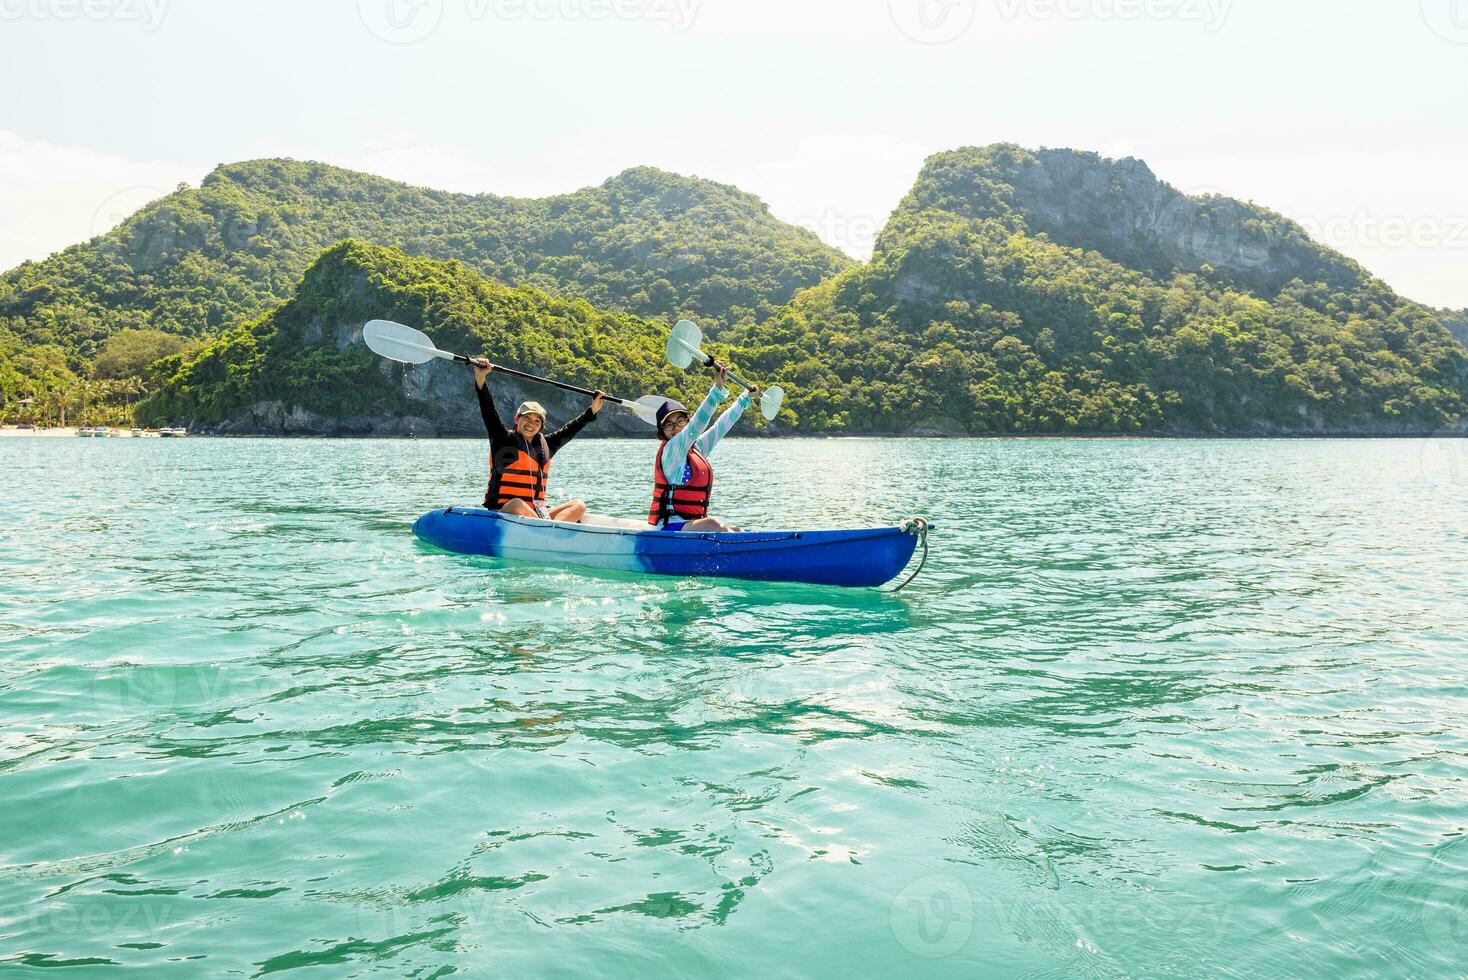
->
1;0;1465;307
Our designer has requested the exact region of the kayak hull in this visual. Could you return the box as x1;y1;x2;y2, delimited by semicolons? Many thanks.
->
411;507;920;588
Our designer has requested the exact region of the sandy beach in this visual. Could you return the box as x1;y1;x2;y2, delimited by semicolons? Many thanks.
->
0;427;78;438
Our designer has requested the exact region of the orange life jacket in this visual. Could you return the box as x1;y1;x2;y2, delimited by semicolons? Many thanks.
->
485;438;550;509
649;442;713;525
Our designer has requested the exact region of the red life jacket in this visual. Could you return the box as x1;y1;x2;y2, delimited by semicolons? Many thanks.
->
485;437;550;509
649;442;713;524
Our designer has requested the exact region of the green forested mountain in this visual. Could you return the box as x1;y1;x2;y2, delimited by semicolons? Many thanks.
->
1441;308;1468;348
728;145;1467;434
9;144;1467;435
137;239;704;434
0;158;849;362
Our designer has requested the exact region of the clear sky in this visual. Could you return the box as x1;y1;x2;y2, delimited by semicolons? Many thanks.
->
2;0;1465;307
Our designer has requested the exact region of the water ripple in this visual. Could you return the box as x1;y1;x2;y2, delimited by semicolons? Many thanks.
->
2;437;1466;976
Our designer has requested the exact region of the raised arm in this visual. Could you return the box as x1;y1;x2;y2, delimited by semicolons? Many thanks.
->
695;390;751;458
661;384;726;485
472;359;511;445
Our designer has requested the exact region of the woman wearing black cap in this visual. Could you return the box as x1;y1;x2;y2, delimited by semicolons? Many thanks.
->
648;363;761;532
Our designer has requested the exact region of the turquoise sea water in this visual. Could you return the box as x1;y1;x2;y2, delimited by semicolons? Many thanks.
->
3;436;1467;977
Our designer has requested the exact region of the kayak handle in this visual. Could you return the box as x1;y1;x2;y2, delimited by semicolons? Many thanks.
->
890;517;930;592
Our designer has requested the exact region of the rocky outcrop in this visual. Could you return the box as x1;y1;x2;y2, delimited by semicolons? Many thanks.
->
895;144;1363;297
1013;149;1346;291
202;327;657;437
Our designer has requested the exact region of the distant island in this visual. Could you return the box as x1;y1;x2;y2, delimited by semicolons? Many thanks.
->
3;145;1465;436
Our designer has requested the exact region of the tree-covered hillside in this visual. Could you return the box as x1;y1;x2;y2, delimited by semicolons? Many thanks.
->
1440;308;1468;349
12;144;1467;436
137;239;704;434
0;158;849;363
727;145;1467;434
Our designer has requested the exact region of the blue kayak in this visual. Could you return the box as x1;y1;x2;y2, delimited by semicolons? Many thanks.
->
411;508;928;588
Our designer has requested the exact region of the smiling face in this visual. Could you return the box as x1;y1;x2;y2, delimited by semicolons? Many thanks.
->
515;413;544;439
659;412;690;440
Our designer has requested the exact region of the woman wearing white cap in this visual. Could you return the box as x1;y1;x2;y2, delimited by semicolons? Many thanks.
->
471;358;604;522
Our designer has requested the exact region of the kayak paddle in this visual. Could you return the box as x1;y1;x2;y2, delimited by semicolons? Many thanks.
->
362;319;665;425
665;319;785;420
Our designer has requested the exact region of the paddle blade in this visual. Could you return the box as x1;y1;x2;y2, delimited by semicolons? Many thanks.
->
666;319;703;370
623;394;666;426
760;385;785;421
362;319;445;365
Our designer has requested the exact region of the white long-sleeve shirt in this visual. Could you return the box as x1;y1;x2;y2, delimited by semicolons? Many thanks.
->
660;384;751;487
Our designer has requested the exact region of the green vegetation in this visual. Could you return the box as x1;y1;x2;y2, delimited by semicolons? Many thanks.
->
1440;308;1468;349
93;329;198;379
0;324;149;426
6;146;1466;435
138;239;699;427
727;145;1468;434
0;159;847;363
1;158;844;427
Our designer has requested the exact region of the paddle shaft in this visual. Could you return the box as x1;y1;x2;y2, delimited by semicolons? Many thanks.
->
670;336;759;392
487;363;635;408
388;334;637;408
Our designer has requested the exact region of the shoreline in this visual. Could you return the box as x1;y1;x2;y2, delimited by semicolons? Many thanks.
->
5;427;1464;441
0;428;166;439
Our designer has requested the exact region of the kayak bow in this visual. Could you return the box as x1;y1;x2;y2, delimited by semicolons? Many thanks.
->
411;508;927;588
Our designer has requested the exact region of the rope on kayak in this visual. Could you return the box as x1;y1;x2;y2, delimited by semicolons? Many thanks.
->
890;517;930;592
